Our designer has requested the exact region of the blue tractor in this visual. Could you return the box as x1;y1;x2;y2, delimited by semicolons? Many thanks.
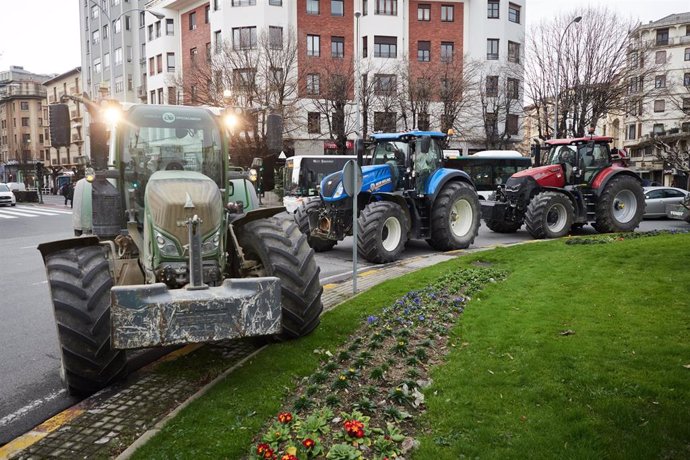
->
295;131;481;263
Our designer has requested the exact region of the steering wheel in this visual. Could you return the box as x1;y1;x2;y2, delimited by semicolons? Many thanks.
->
166;162;184;171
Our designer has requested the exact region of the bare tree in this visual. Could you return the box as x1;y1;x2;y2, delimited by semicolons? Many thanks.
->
434;54;478;135
475;64;523;149
525;7;663;139
395;57;435;131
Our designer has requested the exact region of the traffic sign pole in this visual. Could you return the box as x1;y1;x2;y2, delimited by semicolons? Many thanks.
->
343;160;363;294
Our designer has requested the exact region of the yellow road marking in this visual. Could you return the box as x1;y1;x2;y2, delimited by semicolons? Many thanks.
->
323;283;338;290
158;344;203;362
359;269;380;277
0;407;84;459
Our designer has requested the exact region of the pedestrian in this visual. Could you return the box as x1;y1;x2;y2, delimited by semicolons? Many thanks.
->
60;183;69;205
68;182;75;209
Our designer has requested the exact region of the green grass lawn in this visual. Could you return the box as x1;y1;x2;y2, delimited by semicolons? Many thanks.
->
133;233;690;459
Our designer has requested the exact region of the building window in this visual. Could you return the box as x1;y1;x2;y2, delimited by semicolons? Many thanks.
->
307;0;319;15
417;112;430;131
374;74;397;95
104;52;110;70
92;29;100;44
506;78;519;99
685;73;690;86
682;98;690;113
232;0;256;5
363;0;368;15
166;19;174;35
487;39;499;60
374;36;397;58
441;5;454;22
233;68;256;91
140;11;145;28
374;111;396;132
331;0;344;16
215;30;222;52
655;75;666;88
91;5;99;18
155;21;161;38
114;18;121;34
653;123;665;134
205;5;210;22
21;117;29;127
655;28;669;46
269;26;283;49
269;0;282;5
232;26;257;50
440;42;454;62
508;41;520;63
375;0;397;16
148;24;154;41
114;47;122;65
306;73;320;94
417;41;430;62
486;75;498;97
331;36;345;58
362;36;368;57
307;34;320;57
167;53;175;72
506;114;518;135
307;112;321;133
168;87;177;104
653;99;665;112
148;56;155;75
189;11;196;30
156;54;163;73
418;4;430;21
488;0;499;18
508;3;520;23
115;76;123;93
685;48;690;61
655;50;666;64
190;47;198;64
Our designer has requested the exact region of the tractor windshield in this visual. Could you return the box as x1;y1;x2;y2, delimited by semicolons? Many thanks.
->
544;145;577;166
119;106;225;189
372;141;408;165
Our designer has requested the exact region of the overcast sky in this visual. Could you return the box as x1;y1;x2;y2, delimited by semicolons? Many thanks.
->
0;0;688;76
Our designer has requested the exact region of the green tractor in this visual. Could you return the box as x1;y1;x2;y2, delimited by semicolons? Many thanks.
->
40;101;322;395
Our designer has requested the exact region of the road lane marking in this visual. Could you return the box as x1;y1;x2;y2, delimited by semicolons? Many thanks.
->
0;213;17;219
12;208;63;216
0;389;67;427
0;209;42;217
27;206;74;214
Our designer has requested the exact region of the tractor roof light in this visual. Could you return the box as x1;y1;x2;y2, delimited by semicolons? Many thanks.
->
223;112;240;130
102;102;123;126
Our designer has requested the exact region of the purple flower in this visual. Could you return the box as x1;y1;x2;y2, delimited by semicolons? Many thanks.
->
418;315;425;321
367;315;378;325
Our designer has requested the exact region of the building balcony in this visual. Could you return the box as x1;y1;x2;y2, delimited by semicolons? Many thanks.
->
137;85;147;98
70;110;82;121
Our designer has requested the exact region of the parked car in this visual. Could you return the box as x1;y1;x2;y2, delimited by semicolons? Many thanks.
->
643;186;689;218
0;183;17;206
5;182;26;192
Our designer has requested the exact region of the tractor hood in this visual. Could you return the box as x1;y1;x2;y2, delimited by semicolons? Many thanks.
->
320;164;396;202
145;171;223;244
511;164;566;188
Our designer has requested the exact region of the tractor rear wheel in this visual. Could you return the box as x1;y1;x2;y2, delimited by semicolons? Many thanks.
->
525;191;574;239
44;245;127;396
295;197;337;252
427;182;481;250
238;216;323;339
358;201;409;263
592;176;644;233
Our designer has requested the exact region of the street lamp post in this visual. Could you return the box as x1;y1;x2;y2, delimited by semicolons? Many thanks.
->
553;15;582;139
89;1;164;99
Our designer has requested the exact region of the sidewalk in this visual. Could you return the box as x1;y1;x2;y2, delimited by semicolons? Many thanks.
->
1;250;467;460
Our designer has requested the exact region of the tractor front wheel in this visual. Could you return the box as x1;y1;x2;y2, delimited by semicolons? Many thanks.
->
358;201;409;264
593;176;644;233
525;191;574;239
295;197;337;252
427;182;481;250
44;245;127;396
238;216;323;339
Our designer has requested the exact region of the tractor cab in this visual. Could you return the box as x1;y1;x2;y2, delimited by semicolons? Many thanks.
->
540;136;614;186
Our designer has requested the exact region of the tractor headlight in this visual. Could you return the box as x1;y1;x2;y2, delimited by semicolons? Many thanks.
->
249;168;258;182
201;230;221;255
333;182;344;198
155;232;180;256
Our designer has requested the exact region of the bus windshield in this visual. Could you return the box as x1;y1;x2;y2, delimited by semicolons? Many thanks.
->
284;156;355;197
444;155;531;192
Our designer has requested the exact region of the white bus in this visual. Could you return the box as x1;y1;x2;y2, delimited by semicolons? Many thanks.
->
283;155;355;212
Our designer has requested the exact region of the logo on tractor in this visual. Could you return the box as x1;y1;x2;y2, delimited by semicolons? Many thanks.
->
369;178;392;192
162;112;176;123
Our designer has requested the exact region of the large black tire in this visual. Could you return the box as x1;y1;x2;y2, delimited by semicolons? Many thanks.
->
44;245;127;396
525;191;574;239
357;201;409;264
237;216;323;339
427;182;481;251
294;197;337;252
592;175;645;233
485;217;522;233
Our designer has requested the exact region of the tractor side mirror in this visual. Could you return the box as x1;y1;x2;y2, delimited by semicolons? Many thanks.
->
89;122;109;170
266;113;283;154
49;104;71;149
420;136;431;154
355;138;365;166
531;142;541;167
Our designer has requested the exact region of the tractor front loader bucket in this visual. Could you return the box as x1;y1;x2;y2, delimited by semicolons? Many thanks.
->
111;277;282;349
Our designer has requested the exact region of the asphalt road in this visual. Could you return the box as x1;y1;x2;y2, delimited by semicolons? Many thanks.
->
0;196;686;445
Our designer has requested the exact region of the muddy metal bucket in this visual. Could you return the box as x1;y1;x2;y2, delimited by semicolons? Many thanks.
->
111;277;281;349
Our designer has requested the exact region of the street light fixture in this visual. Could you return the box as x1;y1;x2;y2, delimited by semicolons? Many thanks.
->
88;0;165;100
553;15;582;139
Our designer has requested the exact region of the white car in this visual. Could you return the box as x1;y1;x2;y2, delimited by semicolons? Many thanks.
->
0;183;17;207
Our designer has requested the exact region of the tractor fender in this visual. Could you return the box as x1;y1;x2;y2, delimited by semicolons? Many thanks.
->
228;206;286;230
591;167;642;196
37;236;101;262
427;168;475;204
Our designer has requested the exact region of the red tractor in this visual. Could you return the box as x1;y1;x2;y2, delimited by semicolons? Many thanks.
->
481;134;645;238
